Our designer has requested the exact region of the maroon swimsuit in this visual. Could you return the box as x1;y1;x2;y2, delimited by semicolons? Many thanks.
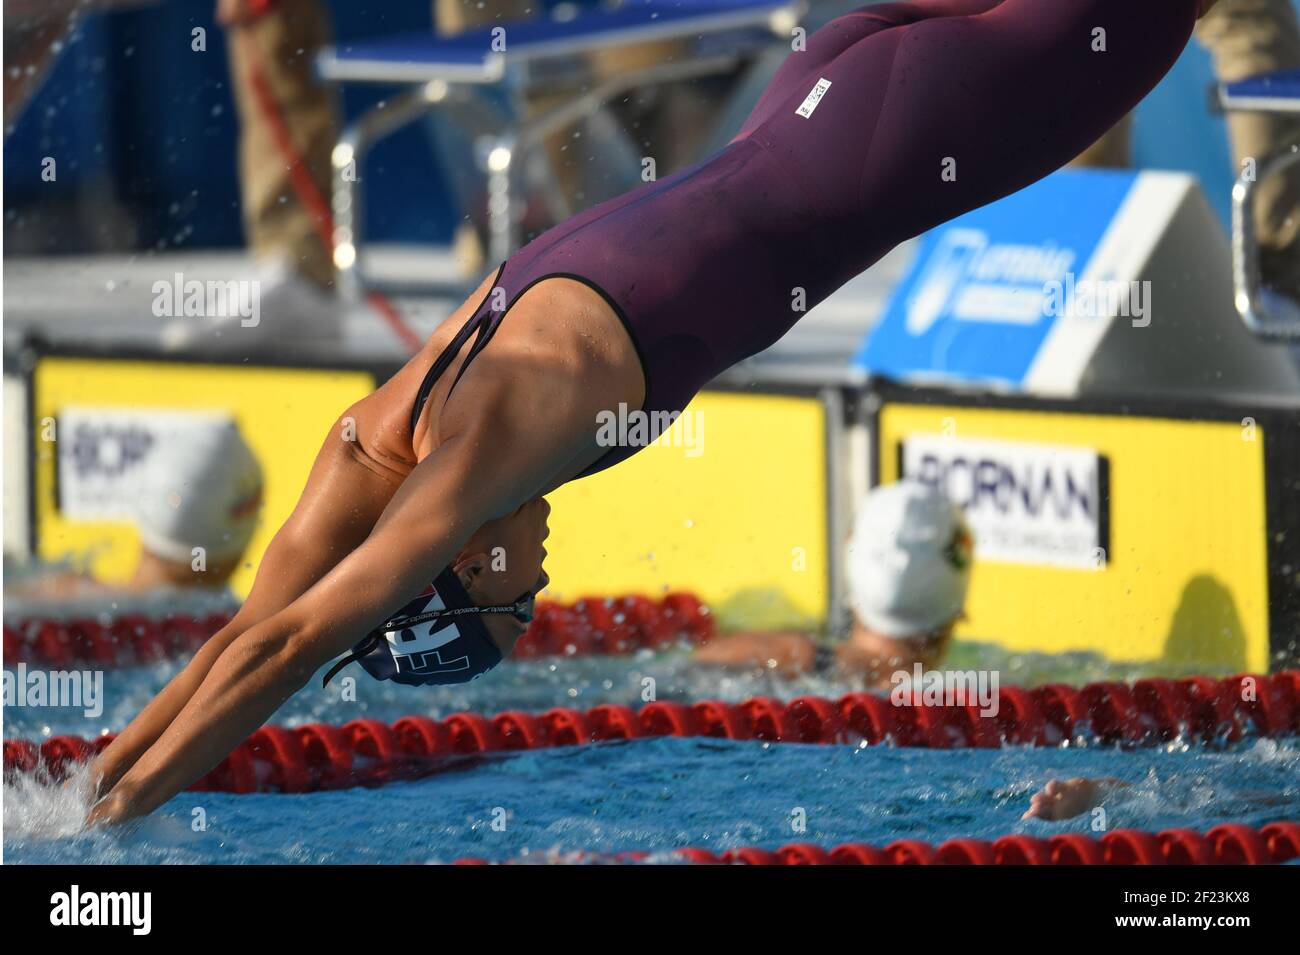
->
411;0;1200;477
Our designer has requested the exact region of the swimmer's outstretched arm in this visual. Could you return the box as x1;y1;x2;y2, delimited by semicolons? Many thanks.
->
86;370;605;826
1022;772;1292;822
1022;777;1129;821
88;288;510;798
693;631;817;677
88;415;405;798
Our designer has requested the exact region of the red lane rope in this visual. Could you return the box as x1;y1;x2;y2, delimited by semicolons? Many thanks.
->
6;671;1297;795
2;612;235;668
517;592;715;657
450;821;1300;866
1;592;715;667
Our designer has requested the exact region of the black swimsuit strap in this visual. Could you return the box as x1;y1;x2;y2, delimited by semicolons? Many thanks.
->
321;633;380;687
409;263;508;435
408;311;490;434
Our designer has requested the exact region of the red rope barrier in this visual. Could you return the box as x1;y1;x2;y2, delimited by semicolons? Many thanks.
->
6;671;1296;795
3;613;235;669
1;592;715;668
450;821;1300;865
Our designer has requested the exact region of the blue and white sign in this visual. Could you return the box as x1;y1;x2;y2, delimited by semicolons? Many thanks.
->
857;170;1147;391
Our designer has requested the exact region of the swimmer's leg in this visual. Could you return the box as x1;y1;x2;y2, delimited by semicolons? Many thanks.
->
853;0;1202;243
732;0;1004;141
748;0;1199;265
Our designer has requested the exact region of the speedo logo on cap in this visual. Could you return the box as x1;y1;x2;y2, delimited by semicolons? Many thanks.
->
945;526;974;572
796;77;832;118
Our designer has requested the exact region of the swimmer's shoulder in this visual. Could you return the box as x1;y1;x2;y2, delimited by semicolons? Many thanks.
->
406;270;642;466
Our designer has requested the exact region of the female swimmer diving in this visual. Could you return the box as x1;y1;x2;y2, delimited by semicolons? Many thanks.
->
88;0;1218;824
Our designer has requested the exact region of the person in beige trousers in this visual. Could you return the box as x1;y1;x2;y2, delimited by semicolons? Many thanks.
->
1073;0;1300;300
214;0;712;310
156;0;346;351
215;0;1298;327
220;0;340;294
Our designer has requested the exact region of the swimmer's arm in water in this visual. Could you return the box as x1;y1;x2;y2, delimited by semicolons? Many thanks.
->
6;570;115;600
1023;771;1294;821
693;633;905;689
89;389;419;799
694;632;818;677
1022;777;1129;821
89;278;528;797
88;379;603;826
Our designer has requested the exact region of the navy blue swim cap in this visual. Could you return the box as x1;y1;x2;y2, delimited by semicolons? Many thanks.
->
322;566;532;688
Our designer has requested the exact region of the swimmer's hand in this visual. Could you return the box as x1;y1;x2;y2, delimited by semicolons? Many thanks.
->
1022;777;1126;821
86;790;127;828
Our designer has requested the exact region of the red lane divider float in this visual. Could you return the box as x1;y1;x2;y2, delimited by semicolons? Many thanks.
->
1;593;715;668
2;613;235;669
515;593;714;658
451;821;1300;866
6;672;1297;795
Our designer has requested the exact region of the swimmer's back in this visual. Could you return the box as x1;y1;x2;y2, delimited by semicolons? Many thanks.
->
404;271;643;479
405;0;1198;477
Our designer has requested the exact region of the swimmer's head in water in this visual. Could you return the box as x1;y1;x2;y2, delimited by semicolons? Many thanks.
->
847;480;972;641
321;498;550;688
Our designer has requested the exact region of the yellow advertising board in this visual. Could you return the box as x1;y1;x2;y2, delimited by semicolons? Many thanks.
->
32;357;376;597
545;390;831;630
877;401;1271;671
32;355;832;629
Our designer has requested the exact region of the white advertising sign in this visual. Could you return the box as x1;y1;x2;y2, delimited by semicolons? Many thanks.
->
901;434;1108;569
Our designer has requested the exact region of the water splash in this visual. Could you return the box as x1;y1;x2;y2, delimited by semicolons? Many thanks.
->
4;760;96;840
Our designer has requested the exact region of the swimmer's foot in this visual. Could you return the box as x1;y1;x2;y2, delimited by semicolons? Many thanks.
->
1022;777;1110;821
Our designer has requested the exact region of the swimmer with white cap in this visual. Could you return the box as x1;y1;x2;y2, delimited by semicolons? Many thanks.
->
695;480;973;688
87;0;1211;825
8;420;262;597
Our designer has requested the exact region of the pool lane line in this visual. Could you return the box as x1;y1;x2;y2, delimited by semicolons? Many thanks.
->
5;671;1298;795
448;820;1300;866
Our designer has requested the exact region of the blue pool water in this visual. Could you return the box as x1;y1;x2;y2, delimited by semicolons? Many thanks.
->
6;645;1299;864
6;588;1296;864
0;631;1246;742
7;732;1298;864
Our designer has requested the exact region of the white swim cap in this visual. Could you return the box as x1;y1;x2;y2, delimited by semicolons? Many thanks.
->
131;419;263;564
846;480;973;639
